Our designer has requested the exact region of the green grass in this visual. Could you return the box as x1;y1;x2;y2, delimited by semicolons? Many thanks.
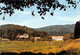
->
0;39;80;54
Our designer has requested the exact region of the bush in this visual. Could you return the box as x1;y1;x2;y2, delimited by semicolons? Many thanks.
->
0;37;2;41
63;33;74;41
29;36;35;42
39;36;52;41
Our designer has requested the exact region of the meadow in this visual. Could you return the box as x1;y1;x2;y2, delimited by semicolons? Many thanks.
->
0;39;80;55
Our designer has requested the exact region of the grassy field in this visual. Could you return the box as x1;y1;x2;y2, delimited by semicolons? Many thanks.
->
0;39;80;54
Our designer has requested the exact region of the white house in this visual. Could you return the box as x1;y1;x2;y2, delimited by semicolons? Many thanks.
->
52;36;63;41
17;33;29;38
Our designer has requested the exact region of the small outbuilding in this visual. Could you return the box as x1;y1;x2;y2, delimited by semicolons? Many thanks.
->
34;37;41;41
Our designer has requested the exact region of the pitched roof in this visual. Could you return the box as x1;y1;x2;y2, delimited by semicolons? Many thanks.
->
17;35;22;37
23;34;28;36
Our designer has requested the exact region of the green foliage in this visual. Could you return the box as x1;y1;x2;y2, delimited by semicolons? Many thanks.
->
41;36;52;41
0;37;2;41
0;41;62;54
63;33;74;41
0;0;78;17
0;39;80;54
0;24;51;41
37;24;75;36
29;36;35;42
64;34;71;41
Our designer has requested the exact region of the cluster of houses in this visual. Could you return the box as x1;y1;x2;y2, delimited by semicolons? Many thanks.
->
16;33;63;41
17;34;29;38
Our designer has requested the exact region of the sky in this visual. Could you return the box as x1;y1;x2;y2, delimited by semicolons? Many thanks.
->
0;0;80;28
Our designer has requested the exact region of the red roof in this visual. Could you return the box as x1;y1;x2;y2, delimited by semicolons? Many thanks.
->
17;35;22;37
16;34;29;38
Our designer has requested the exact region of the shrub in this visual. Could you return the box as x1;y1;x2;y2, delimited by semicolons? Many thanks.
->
63;33;74;41
29;36;35;42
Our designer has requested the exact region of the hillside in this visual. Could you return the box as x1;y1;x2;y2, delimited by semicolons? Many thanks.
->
36;24;75;36
0;24;51;40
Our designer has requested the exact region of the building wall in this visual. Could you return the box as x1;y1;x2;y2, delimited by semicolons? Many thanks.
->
56;39;63;41
34;37;41;41
52;36;63;41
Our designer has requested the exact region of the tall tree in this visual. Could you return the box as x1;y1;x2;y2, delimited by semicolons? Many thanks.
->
74;21;80;39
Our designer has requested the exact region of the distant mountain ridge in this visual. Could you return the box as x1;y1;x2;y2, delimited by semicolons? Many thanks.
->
36;24;75;36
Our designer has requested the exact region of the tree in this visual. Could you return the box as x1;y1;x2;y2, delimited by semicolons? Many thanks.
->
74;21;80;39
0;0;79;18
29;36;35;42
63;33;74;41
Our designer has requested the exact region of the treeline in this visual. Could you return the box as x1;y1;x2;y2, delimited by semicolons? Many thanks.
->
0;24;51;40
36;24;75;36
64;21;80;40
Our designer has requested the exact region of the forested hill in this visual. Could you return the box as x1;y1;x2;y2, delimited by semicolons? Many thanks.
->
0;24;51;40
0;24;34;34
36;24;75;36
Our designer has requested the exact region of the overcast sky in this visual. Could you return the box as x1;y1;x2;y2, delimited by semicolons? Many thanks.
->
0;1;80;28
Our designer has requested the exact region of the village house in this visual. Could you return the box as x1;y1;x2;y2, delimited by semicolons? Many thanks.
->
34;37;41;41
52;36;63;41
17;33;29;38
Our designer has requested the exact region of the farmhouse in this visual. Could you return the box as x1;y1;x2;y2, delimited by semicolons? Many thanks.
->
52;36;63;41
34;37;41;41
17;33;29;38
